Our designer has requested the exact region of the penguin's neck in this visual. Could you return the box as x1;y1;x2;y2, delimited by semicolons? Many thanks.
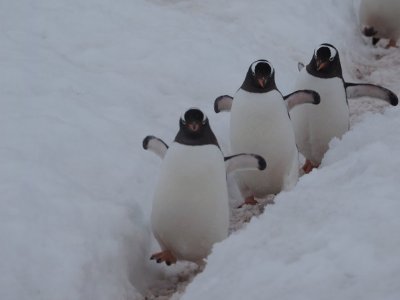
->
174;129;220;148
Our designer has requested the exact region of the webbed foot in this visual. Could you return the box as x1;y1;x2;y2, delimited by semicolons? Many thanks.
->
150;250;177;266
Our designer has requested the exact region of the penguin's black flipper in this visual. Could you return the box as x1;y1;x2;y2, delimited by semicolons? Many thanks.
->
224;153;266;174
214;95;233;113
345;82;398;106
284;90;321;111
298;62;305;72
143;135;169;159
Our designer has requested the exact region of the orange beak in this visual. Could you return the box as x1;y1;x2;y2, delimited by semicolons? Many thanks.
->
257;77;267;88
316;59;329;71
188;122;200;132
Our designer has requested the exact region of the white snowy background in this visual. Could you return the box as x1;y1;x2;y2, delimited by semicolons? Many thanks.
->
1;0;399;299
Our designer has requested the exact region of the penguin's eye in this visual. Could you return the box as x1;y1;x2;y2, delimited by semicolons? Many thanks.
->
180;116;187;125
328;49;336;61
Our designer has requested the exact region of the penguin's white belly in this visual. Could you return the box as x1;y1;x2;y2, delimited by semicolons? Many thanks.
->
360;0;400;40
151;143;229;262
230;89;299;197
290;71;349;164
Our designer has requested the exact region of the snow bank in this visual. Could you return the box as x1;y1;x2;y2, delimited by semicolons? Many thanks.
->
0;0;161;298
182;107;400;300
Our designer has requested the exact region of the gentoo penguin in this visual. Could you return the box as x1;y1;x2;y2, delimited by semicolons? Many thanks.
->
214;59;320;206
143;108;266;265
291;43;398;173
359;0;400;47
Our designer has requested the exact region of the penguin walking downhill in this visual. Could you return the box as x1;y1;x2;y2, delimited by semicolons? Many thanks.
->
214;59;320;207
143;108;266;265
359;0;400;47
292;43;398;173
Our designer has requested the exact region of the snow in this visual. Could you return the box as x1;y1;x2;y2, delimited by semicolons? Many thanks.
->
182;108;400;300
0;0;399;299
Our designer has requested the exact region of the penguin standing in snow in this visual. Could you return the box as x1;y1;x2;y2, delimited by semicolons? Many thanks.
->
359;0;400;47
214;60;320;206
291;43;398;173
143;108;266;265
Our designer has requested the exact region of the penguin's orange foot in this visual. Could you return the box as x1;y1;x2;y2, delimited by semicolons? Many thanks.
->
302;159;319;174
150;250;177;266
238;196;258;208
386;39;398;48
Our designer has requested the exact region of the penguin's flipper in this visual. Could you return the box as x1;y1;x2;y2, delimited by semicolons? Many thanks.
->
143;135;169;159
345;82;398;106
224;153;266;174
214;95;233;113
284;90;321;111
298;62;305;72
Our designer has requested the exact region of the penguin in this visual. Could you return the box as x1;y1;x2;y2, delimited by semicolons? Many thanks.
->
143;108;266;265
214;59;320;206
291;43;398;173
359;0;400;47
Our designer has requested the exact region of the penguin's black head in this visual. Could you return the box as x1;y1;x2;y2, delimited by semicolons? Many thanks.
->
314;44;337;71
252;60;274;89
175;108;219;147
307;43;342;78
179;108;208;137
241;60;277;93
